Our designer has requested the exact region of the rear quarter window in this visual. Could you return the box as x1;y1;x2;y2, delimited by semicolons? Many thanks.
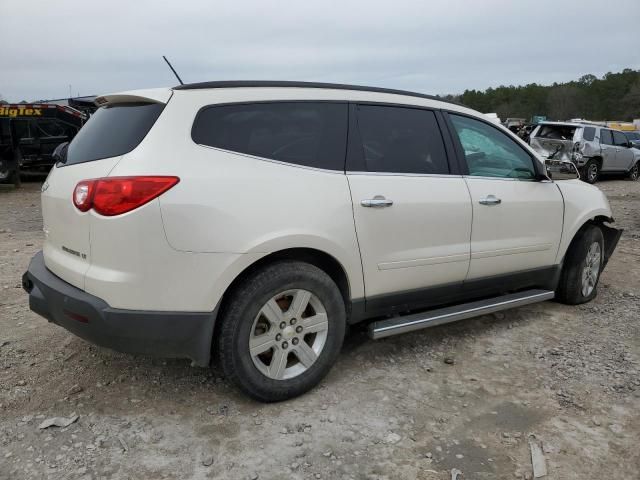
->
66;103;164;165
191;102;348;171
582;126;596;141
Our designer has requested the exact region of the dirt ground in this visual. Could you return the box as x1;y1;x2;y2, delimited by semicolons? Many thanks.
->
1;179;639;480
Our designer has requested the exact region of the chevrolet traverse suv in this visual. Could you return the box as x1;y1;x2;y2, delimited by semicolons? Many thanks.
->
23;81;621;401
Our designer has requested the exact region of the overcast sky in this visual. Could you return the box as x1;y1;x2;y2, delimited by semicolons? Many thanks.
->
1;0;639;102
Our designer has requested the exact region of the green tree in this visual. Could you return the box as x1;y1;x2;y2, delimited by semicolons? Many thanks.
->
457;69;640;121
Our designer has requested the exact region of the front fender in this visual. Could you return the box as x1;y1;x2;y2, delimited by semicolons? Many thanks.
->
555;180;614;263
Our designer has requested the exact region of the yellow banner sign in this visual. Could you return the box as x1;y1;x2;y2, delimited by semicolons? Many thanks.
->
0;106;43;118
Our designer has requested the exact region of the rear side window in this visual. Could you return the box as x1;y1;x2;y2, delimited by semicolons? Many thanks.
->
582;126;596;141
355;105;449;174
66;103;164;165
600;129;613;145
192;102;348;170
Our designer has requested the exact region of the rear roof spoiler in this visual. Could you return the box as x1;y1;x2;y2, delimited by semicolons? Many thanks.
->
94;88;172;107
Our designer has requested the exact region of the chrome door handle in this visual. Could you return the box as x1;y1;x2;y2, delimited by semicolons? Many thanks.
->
361;195;393;208
479;195;501;206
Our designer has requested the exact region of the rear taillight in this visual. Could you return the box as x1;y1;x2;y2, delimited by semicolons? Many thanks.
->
73;180;96;212
72;176;179;216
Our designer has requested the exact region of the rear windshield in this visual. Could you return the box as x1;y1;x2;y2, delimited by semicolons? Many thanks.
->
66;102;164;165
534;124;578;141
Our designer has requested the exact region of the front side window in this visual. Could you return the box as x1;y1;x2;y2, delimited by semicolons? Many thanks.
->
355;105;449;174
612;131;628;147
625;132;640;141
449;114;536;179
600;129;613;145
192;102;348;170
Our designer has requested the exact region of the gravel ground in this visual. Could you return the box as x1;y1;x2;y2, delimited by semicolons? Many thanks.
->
1;179;639;480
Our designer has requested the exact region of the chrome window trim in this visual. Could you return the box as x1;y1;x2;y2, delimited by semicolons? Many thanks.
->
346;171;462;178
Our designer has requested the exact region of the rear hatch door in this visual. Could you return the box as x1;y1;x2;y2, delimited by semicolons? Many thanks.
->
530;124;578;161
42;89;170;289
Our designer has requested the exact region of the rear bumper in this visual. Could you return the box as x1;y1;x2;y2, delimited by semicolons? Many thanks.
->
22;251;216;366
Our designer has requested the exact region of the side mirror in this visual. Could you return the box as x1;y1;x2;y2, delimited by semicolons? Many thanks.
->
52;141;69;164
546;160;580;180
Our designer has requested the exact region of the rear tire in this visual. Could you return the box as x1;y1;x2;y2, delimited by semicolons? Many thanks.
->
627;162;639;181
556;225;604;305
582;159;600;184
217;261;346;402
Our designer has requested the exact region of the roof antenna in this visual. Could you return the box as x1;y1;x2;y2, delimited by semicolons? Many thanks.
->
163;56;184;85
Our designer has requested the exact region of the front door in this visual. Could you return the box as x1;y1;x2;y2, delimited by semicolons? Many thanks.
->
347;104;472;309
446;113;563;280
612;130;635;171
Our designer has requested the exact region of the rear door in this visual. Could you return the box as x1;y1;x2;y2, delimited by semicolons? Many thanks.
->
599;129;616;171
42;98;167;289
612;130;635;170
347;104;472;311
445;112;563;280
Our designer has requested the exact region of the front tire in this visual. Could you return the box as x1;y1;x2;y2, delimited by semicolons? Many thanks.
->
217;261;346;402
627;162;639;181
556;225;604;305
582;160;600;184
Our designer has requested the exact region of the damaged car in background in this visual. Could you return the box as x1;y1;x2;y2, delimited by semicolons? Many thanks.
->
529;121;640;183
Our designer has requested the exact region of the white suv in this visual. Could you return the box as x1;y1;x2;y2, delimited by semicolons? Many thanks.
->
23;81;622;401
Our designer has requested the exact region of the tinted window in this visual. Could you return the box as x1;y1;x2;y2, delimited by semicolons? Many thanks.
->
625;132;640;141
612;131;628;147
192;102;347;170
582;126;595;141
600;129;613;145
450;114;536;179
66;103;164;165
355;105;448;174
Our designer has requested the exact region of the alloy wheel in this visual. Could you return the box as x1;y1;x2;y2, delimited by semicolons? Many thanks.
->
249;289;329;380
581;242;601;297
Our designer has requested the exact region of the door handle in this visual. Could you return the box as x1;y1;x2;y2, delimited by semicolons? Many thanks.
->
479;195;502;206
361;195;393;208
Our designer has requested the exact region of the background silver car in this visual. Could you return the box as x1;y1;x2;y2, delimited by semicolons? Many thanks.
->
530;122;640;183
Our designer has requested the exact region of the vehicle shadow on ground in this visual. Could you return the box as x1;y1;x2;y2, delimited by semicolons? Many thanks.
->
33;301;558;413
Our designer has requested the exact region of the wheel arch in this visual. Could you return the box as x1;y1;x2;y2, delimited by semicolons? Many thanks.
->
209;247;355;361
558;215;621;268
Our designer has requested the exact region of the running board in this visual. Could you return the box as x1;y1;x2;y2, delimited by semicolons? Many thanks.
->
368;289;554;340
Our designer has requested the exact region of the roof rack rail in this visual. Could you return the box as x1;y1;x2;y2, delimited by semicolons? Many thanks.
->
172;80;460;105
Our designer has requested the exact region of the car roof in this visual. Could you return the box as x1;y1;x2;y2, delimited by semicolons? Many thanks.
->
538;121;583;127
172;80;460;106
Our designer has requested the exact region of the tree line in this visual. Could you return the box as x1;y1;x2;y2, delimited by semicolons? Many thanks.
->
443;69;640;122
